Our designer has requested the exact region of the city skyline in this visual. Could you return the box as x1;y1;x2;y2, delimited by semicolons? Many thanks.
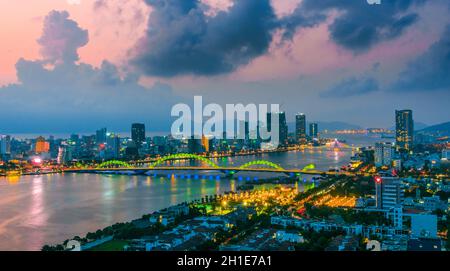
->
0;0;449;133
1;0;449;255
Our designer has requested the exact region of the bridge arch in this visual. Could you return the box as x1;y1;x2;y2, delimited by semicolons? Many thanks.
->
98;160;132;168
238;160;285;170
149;153;219;169
302;163;316;170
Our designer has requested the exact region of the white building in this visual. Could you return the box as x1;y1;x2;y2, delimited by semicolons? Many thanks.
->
375;177;404;210
375;142;394;167
275;231;304;243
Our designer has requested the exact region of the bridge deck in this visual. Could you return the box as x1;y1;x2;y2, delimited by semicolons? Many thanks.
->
65;167;356;176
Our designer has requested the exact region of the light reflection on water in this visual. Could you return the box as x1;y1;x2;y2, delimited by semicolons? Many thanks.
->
0;148;352;251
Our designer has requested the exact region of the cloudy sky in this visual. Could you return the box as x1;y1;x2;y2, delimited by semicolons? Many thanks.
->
0;0;449;133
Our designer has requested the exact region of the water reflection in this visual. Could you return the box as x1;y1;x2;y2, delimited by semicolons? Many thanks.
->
0;149;353;250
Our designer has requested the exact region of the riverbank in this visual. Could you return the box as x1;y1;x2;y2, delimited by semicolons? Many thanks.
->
0;149;352;250
43;181;302;251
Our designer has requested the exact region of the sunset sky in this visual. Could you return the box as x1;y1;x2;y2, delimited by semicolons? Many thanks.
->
0;0;449;133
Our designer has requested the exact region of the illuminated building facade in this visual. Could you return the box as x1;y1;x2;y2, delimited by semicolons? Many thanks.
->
295;113;306;142
309;123;318;139
201;135;210;153
395;110;414;151
106;133;120;159
35;136;50;153
57;144;72;164
375;177;404;210
96;128;107;145
374;142;394;167
0;135;11;155
131;123;146;147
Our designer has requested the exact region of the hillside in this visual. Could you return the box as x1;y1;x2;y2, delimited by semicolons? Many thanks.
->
418;121;450;136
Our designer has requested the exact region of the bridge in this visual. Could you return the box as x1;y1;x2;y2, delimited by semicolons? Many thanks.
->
118;142;356;166
65;153;354;177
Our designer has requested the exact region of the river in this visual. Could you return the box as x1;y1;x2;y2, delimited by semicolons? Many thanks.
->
0;134;382;251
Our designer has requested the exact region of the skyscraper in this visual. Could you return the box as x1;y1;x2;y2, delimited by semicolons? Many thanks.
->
131;123;146;147
188;135;203;154
57;144;72;164
96;128;107;145
395;110;414;151
309;123;318;139
267;112;288;147
0;135;11;155
295;113;306;142
106;133;120;159
201;135;210;153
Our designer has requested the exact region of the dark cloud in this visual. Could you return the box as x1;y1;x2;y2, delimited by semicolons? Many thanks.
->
132;0;426;77
393;24;450;91
132;0;278;77
283;0;424;53
37;10;88;65
320;76;379;98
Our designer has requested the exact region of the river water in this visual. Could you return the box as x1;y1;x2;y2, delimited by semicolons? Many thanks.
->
0;134;381;251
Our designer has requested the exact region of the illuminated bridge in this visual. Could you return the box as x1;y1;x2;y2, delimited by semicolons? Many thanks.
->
65;153;354;177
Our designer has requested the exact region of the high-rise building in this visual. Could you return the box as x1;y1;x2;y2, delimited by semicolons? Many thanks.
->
395;110;414;151
201;135;210;153
236;120;250;141
35;136;50;154
96;128;107;145
0;135;11;155
131;123;146;147
106;133;120;159
267;112;288;147
57;144;73;164
295;113;306;142
125;141;139;159
375;177;404;210
188;136;203;154
374;142;394;167
309;123;318;139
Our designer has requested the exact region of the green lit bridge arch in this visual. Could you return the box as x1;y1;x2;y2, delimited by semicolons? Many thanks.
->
239;160;285;170
70;154;330;176
149;153;220;169
98;160;132;168
94;155;317;173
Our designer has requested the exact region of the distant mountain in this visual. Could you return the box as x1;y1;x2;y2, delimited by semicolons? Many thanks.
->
388;121;429;131
418;121;450;136
287;121;362;132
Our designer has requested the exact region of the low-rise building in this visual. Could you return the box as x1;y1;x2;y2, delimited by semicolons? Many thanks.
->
422;196;447;212
407;238;442;251
275;230;304;243
410;214;438;238
271;216;407;239
325;235;360;251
